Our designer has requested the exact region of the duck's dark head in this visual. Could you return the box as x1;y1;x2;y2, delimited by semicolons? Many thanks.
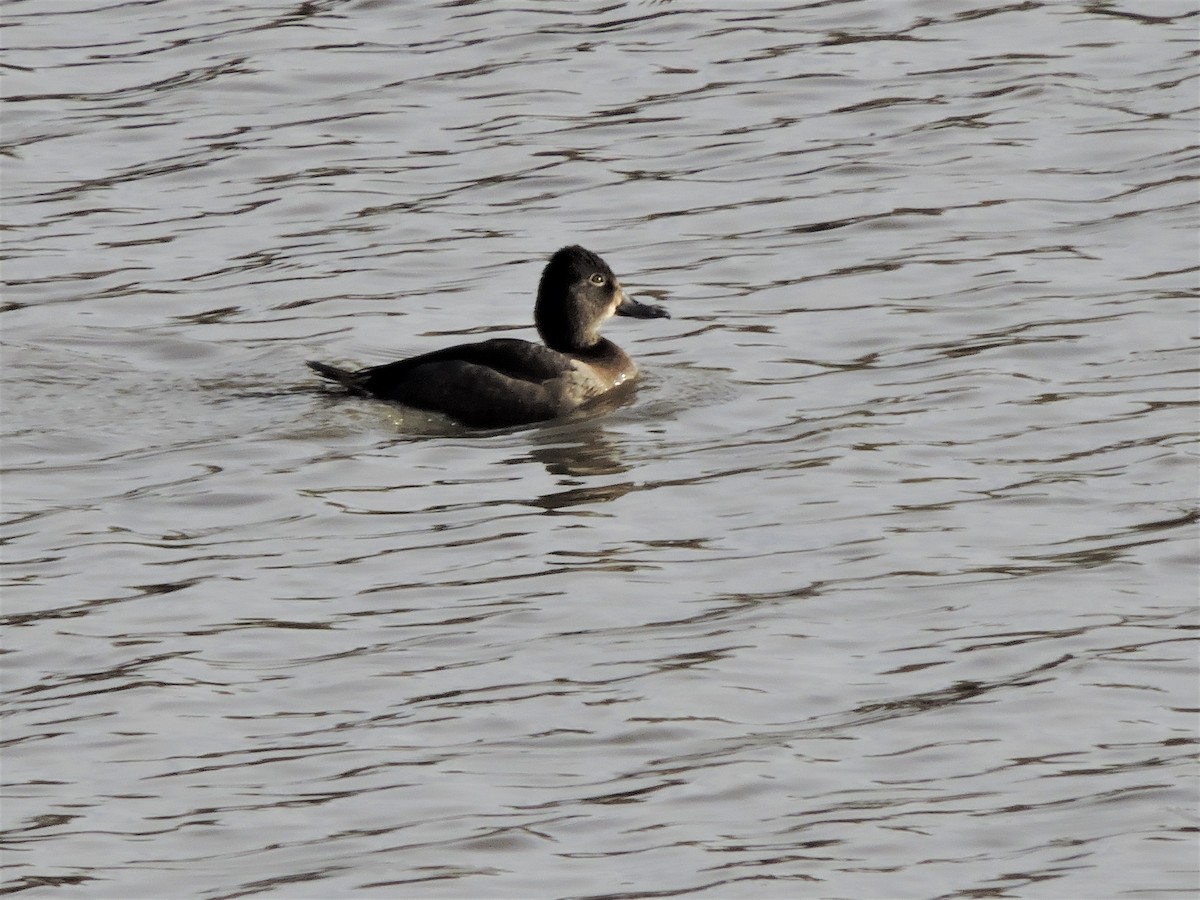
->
535;245;668;352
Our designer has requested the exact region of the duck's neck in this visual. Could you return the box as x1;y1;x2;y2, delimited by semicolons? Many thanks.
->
539;322;603;353
570;336;619;358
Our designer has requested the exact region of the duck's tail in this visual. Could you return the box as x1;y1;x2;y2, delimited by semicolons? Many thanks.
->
307;360;367;392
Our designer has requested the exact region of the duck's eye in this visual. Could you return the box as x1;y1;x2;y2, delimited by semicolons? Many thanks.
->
589;273;606;286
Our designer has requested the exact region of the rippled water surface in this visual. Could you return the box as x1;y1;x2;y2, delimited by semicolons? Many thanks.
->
3;1;1198;897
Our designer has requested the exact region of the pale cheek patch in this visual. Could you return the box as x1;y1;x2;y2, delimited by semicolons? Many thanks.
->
607;283;626;318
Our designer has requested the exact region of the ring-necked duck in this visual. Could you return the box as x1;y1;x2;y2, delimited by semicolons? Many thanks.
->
308;245;669;428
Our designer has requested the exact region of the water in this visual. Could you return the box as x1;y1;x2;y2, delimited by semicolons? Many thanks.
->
2;1;1197;897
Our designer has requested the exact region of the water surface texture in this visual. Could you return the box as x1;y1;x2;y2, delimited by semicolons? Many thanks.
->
3;1;1198;898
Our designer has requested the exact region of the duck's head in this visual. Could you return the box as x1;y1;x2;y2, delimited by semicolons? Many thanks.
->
535;245;669;352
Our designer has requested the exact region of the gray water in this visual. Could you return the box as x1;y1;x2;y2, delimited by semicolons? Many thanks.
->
2;1;1198;898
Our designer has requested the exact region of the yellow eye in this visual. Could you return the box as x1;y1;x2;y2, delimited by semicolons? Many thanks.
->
589;273;606;285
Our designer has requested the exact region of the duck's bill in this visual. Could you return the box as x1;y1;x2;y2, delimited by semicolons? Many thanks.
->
616;293;670;319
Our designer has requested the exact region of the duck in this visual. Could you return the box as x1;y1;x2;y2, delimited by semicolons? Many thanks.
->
307;245;670;428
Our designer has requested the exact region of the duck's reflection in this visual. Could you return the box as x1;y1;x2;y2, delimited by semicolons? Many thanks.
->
520;391;639;510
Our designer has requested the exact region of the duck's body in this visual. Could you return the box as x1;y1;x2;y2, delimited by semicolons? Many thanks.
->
308;246;668;428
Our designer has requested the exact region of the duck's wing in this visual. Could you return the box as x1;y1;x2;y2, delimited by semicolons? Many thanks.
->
377;339;589;426
309;339;585;426
309;339;573;393
359;338;573;391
